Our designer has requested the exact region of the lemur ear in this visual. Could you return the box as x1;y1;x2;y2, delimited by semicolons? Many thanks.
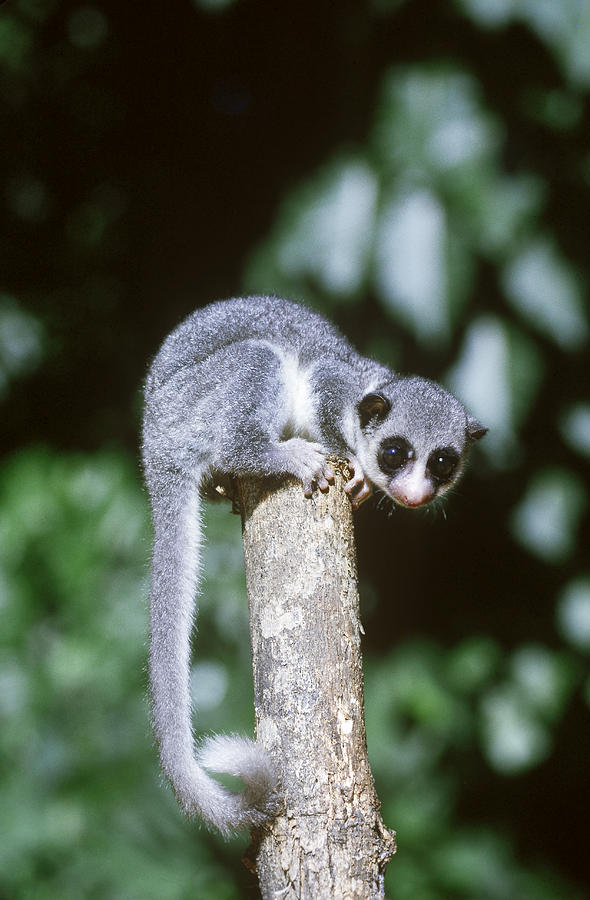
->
358;392;391;429
467;416;488;442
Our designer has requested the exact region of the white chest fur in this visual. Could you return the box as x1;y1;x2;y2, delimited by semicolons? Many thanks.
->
279;353;318;441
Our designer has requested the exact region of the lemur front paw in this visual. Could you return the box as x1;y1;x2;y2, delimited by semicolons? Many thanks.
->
344;455;373;509
281;438;334;497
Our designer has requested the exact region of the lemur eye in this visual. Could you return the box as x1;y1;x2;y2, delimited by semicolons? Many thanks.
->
428;448;459;483
378;437;414;474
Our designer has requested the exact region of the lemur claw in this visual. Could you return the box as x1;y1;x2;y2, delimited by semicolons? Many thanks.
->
344;456;373;509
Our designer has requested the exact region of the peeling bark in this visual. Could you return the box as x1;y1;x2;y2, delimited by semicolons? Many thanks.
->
238;460;396;900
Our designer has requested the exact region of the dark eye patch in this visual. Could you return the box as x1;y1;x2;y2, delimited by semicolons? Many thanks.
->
427;447;459;483
378;436;414;475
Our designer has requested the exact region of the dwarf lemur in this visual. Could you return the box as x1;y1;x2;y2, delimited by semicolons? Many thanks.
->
141;295;487;835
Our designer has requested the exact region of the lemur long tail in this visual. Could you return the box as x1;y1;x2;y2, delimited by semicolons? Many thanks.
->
147;466;279;835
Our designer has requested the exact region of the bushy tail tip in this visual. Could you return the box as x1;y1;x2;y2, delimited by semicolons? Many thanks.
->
190;734;281;835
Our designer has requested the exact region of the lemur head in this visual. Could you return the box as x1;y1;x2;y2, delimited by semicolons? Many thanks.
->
356;377;487;509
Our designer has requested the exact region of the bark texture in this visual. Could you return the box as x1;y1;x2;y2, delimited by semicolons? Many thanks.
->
238;461;396;900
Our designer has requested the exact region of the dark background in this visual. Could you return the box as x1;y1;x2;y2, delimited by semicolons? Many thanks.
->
9;0;588;454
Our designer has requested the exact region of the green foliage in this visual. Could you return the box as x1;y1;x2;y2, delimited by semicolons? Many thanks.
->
1;445;587;896
456;0;590;87
366;642;583;898
0;449;251;899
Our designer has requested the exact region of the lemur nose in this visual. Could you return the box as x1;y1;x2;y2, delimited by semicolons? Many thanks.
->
402;495;426;508
393;484;434;508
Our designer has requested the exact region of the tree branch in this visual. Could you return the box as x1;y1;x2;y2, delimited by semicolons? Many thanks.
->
238;460;396;900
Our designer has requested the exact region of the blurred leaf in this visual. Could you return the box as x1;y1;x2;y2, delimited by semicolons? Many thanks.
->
509;645;577;719
375;186;451;346
66;6;108;49
0;295;45;398
446;637;501;693
556;577;590;651
246;157;377;301
510;468;587;563
446;316;543;465
560;403;590;460
523;87;583;130
466;173;545;259
0;13;33;72
480;685;551;773
479;645;577;774
373;67;499;178
456;0;590;87
502;238;588;351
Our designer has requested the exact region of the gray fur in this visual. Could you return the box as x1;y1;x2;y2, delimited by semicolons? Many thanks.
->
141;295;486;834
